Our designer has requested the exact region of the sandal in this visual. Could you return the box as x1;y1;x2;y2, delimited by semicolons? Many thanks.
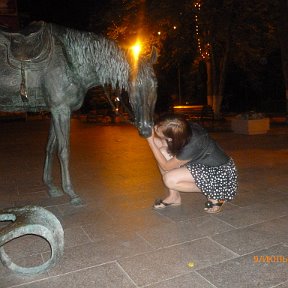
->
153;199;181;209
204;200;225;214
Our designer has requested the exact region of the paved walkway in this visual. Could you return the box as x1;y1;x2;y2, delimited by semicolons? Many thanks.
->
1;118;288;288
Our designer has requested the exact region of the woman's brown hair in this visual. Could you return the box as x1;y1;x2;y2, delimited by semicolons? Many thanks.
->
155;114;192;156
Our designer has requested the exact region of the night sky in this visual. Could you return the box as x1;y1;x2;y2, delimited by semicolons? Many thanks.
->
17;0;102;30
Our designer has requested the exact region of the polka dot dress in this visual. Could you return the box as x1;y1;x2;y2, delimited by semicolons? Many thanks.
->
186;158;237;201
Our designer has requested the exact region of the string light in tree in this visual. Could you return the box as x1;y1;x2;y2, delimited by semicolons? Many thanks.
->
194;1;210;59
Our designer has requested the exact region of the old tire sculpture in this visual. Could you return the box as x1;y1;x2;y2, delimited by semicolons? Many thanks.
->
0;205;64;275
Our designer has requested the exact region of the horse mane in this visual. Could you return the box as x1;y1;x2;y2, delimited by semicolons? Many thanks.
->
52;24;130;90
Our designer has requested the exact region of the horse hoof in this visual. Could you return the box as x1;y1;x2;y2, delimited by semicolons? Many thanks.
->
48;187;64;198
70;197;84;206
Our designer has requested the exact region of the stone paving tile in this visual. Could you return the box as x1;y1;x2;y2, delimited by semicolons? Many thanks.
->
275;281;288;288
82;223;137;243
63;226;92;249
0;182;17;192
13;195;59;208
83;209;172;242
197;244;288;288
0;183;18;206
232;189;288;207
2;234;51;258
7;262;137;288
46;232;154;276
2;121;288;288
118;237;237;287
262;197;288;214
152;204;206;222
0;255;49;288
137;216;235;249
111;209;173;231
0;200;15;210
101;196;159;217
214;202;288;228
236;180;263;194
56;203;114;229
143;272;215;288
15;183;48;195
74;188;133;211
211;216;288;255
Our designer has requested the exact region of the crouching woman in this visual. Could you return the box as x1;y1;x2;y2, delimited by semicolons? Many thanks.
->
146;114;237;213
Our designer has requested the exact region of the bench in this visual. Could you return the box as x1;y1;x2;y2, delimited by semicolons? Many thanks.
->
173;105;214;126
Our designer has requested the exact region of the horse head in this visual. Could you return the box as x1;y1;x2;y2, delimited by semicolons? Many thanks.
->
129;47;158;138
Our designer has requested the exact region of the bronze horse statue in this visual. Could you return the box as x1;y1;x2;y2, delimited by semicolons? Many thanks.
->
0;21;158;205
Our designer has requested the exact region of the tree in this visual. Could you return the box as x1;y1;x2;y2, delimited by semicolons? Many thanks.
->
89;0;283;115
194;0;281;117
275;0;288;117
195;0;236;117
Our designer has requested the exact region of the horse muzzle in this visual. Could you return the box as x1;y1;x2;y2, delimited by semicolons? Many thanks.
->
137;122;153;138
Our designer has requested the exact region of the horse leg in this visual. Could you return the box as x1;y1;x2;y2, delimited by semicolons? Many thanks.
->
51;106;83;206
43;123;64;197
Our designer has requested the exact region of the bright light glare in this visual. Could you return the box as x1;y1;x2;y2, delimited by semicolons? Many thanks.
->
131;41;141;60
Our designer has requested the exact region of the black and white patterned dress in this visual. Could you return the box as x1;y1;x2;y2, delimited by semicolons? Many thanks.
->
177;123;238;201
186;158;237;201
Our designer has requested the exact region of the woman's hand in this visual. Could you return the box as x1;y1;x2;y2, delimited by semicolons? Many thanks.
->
146;126;156;142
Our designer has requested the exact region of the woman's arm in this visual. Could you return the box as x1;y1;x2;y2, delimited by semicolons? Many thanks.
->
146;132;189;171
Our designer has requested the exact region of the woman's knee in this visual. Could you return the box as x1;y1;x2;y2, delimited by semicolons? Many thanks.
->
162;168;196;190
162;172;177;189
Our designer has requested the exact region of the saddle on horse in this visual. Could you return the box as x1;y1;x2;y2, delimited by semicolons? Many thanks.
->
9;21;52;62
2;21;53;102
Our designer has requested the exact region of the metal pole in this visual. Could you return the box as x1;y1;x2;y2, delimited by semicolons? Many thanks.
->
178;63;181;104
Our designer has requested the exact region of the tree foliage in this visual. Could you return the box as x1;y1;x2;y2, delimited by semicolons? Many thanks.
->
89;0;284;113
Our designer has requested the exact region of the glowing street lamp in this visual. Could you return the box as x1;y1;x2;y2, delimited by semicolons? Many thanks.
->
131;40;141;62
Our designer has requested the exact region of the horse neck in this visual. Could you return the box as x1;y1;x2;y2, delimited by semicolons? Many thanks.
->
54;25;131;90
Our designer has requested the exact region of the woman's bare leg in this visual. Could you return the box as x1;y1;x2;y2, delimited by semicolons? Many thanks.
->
163;167;201;193
154;139;223;211
165;167;224;212
153;138;198;204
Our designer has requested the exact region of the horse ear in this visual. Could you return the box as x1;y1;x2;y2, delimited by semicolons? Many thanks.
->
150;46;158;65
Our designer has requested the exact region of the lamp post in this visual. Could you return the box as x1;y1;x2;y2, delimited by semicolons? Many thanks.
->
178;63;181;105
